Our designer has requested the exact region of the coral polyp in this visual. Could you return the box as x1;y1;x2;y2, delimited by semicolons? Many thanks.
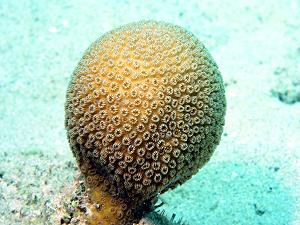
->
65;21;226;224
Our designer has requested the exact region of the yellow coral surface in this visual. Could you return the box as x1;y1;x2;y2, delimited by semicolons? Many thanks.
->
65;21;226;224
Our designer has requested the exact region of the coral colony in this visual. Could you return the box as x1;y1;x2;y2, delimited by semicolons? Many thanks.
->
64;21;226;225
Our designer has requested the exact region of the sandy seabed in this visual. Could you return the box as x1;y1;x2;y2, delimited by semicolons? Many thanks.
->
0;1;299;224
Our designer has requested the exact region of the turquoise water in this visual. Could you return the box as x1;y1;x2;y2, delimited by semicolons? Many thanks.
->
0;1;299;224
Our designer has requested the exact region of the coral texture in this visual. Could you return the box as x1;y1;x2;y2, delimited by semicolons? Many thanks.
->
65;21;226;224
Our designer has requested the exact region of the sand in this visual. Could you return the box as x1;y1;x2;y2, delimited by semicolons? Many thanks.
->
0;0;299;224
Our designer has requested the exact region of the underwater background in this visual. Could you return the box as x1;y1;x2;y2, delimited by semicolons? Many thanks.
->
0;0;299;224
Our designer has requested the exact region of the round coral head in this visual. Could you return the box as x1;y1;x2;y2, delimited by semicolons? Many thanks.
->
65;21;226;202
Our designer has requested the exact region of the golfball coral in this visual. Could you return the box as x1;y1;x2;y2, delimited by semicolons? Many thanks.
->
65;21;226;224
